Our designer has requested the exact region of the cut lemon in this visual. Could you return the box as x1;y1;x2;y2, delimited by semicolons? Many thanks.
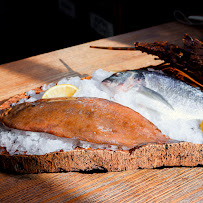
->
200;121;203;132
42;84;78;99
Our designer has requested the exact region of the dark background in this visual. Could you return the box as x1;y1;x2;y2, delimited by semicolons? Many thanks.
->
0;1;202;65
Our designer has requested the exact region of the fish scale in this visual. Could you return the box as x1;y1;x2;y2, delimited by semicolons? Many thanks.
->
102;69;203;120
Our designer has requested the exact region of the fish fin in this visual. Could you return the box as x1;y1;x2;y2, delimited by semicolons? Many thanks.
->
136;85;174;110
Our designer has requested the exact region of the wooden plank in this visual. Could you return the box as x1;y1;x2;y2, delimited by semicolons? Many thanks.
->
0;168;202;202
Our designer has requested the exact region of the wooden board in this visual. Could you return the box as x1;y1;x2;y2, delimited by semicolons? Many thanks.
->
0;168;202;202
0;22;203;202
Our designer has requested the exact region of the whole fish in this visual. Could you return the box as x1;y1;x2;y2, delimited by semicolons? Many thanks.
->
101;69;203;120
0;97;170;148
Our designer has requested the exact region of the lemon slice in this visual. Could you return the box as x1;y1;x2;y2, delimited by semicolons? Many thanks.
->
200;121;203;132
42;84;78;99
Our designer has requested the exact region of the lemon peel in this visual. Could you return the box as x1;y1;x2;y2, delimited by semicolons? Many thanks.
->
200;121;203;132
42;84;78;99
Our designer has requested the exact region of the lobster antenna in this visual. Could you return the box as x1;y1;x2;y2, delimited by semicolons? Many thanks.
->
90;46;137;50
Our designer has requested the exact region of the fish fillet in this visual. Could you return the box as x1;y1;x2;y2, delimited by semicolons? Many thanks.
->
0;97;170;148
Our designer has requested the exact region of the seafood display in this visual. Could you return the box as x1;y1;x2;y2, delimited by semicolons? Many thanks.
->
0;34;202;173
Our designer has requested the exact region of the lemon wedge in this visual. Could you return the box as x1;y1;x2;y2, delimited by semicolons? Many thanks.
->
200;121;203;132
42;84;78;99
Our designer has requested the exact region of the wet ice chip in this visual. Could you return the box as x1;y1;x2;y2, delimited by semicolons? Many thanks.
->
57;76;81;88
25;90;36;96
92;69;114;82
41;83;56;91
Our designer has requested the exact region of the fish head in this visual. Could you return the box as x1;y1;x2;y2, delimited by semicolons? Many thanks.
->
101;70;145;95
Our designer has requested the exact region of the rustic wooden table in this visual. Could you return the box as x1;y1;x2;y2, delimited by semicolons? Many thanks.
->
0;22;203;202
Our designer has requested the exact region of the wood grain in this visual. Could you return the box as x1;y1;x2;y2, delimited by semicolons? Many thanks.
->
0;168;202;202
0;21;203;202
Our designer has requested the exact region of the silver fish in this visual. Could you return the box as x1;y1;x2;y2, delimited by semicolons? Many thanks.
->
101;69;203;120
